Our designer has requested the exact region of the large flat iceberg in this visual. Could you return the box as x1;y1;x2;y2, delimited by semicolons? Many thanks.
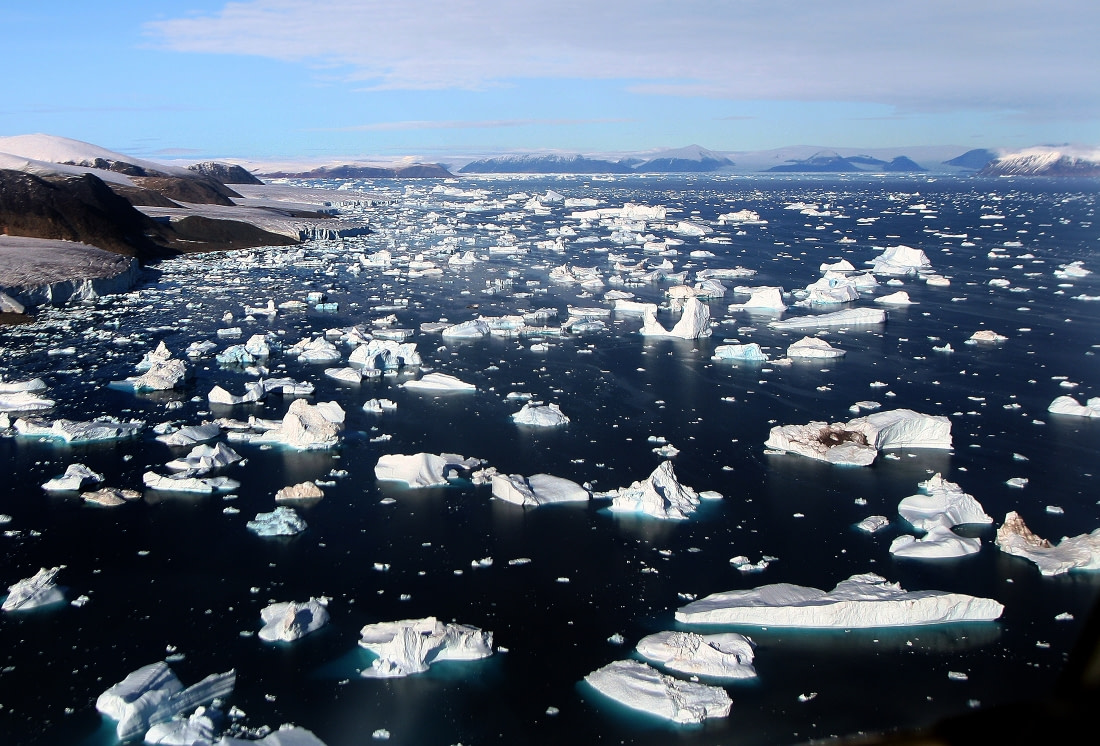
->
675;573;1003;627
636;631;757;680
491;473;589;506
375;452;482;488
358;616;494;678
768;307;885;330
401;372;477;392
583;659;732;724
765;409;951;465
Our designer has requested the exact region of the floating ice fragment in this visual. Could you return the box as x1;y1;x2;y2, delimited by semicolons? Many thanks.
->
375;453;483;488
876;291;914;305
511;402;570;427
966;330;1008;344
156;423;221;446
1047;395;1100;418
898;474;991;532
583;659;731;724
143;471;240;494
764;409;951;466
604;461;702;520
401;372;476;392
247;506;307;537
491;473;590;506
676;573;1003;627
640;297;712;339
636;630;756;679
769;307;885;330
42;463;104;492
712;343;768;362
14;416;143;442
275;481;324;503
857;515;890;533
787;336;845;359
890;525;982;559
165;442;242;474
996;512;1100;576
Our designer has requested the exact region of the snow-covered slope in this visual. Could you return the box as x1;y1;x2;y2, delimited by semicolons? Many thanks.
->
0;134;192;177
979;146;1100;176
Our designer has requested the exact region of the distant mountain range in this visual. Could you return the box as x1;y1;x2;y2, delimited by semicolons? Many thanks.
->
260;163;453;179
765;151;928;173
459;145;733;174
977;147;1100;177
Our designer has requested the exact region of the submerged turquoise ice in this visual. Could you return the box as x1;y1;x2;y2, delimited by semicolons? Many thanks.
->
1;174;1099;745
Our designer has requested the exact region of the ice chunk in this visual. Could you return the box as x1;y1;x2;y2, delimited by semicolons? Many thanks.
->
208;381;265;406
441;319;491;339
227;400;343;450
857;515;890;533
143;706;216;745
259;598;330;642
613;299;659;316
728;286;788;313
676;573;1003;627
898;474;991;532
0;390;56;412
114;358;188;392
0;377;47;394
820;259;856;273
217;725;328;746
802;274;861;304
605;461;702;520
143;471;240;494
491;473;590;506
769;307;885;330
511;402;569;427
95;661;235;742
996;511;1100;576
712;343;768;362
583;659;731;724
640;296;712;339
359;616;494;678
765;409;951;466
636;630;756;679
1047;395;1100;417
81;487;141;506
3;566;65;611
967;330;1008;343
875;290;914;305
349;339;422;370
247;506;307;537
324;367;363;384
275;481;324;503
42;463;104;492
362;398;398;414
787;336;845;359
401;372;476;392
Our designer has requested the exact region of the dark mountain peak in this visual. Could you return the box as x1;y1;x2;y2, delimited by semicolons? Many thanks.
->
188;161;265;185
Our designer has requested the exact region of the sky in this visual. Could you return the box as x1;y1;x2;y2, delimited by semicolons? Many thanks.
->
1;0;1098;164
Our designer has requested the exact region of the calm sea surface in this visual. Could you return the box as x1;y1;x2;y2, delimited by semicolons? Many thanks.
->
1;174;1099;745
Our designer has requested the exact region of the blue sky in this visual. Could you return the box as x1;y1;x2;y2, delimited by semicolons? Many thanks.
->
1;0;1097;163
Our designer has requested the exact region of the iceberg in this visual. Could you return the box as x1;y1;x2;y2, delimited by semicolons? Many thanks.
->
358;616;494;678
81;487;141;507
275;481;324;503
165;442;242;475
727;286;786;312
510;402;570;427
1048;395;1100;417
769;307;885;330
636;631;757;679
802;275;861;304
890;525;982;559
115;358;188;392
0;390;56;412
14;416;143;443
787;336;845;359
640;296;712;339
143;471;240;494
401;372;476;392
217;725;328;746
348;339;421;370
0;377;47;393
42;463;104;492
324;367;363;384
967;329;1008;343
764;409;952;466
155;423;222;446
897;474;991;532
712;343;768;362
247;506;307;537
490;473;590;506
95;661;235;742
583;659;731;724
374;452;482;488
143;706;216;745
362;398;398;414
995;511;1100;576
2;566;66;611
441;319;491;339
869;245;932;275
226;399;344;450
259;598;330;642
676;573;1003;627
605;461;704;520
875;290;914;305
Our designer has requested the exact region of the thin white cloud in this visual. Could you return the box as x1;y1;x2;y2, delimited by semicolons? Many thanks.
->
310;117;632;132
145;0;1100;115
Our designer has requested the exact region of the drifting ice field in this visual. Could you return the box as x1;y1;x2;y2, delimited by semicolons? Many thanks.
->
1;174;1099;745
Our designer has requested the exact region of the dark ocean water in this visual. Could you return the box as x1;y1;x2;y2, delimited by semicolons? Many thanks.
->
1;174;1099;745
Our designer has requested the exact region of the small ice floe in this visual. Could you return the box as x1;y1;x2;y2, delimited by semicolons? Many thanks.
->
247;506;307;537
491;473;590;507
143;472;240;494
787;336;845;359
358;616;493;678
96;661;235;741
712;343;768;362
1006;477;1029;489
636;630;756;679
857;515;890;533
155;422;221;447
995;511;1100;576
362;398;398;414
583;659;731;724
511;402;570;427
730;555;777;573
2;566;66;611
897;474;992;532
165;442;242;475
798;692;818;702
966;330;1008;344
875;290;914;305
81;487;141;507
675;573;1003;627
42;463;104;492
948;671;969;681
14;417;143;443
258;598;330;642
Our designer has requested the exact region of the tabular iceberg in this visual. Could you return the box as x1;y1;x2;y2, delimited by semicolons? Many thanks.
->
995;511;1100;576
768;307;885;330
712;343;768;362
583;659;732;724
375;452;482;488
14;416;143;442
491;473;590;506
3;566;66;611
868;245;932;275
1047;395;1100;418
358;616;494;678
96;661;235;742
259;598;330;642
401;372;477;392
765;409;951;466
787;336;845;359
675;573;1003;627
636;631;757;679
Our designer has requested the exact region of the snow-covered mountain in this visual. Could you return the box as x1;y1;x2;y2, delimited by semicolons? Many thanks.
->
632;144;733;172
0;134;193;178
978;146;1100;176
458;153;633;174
